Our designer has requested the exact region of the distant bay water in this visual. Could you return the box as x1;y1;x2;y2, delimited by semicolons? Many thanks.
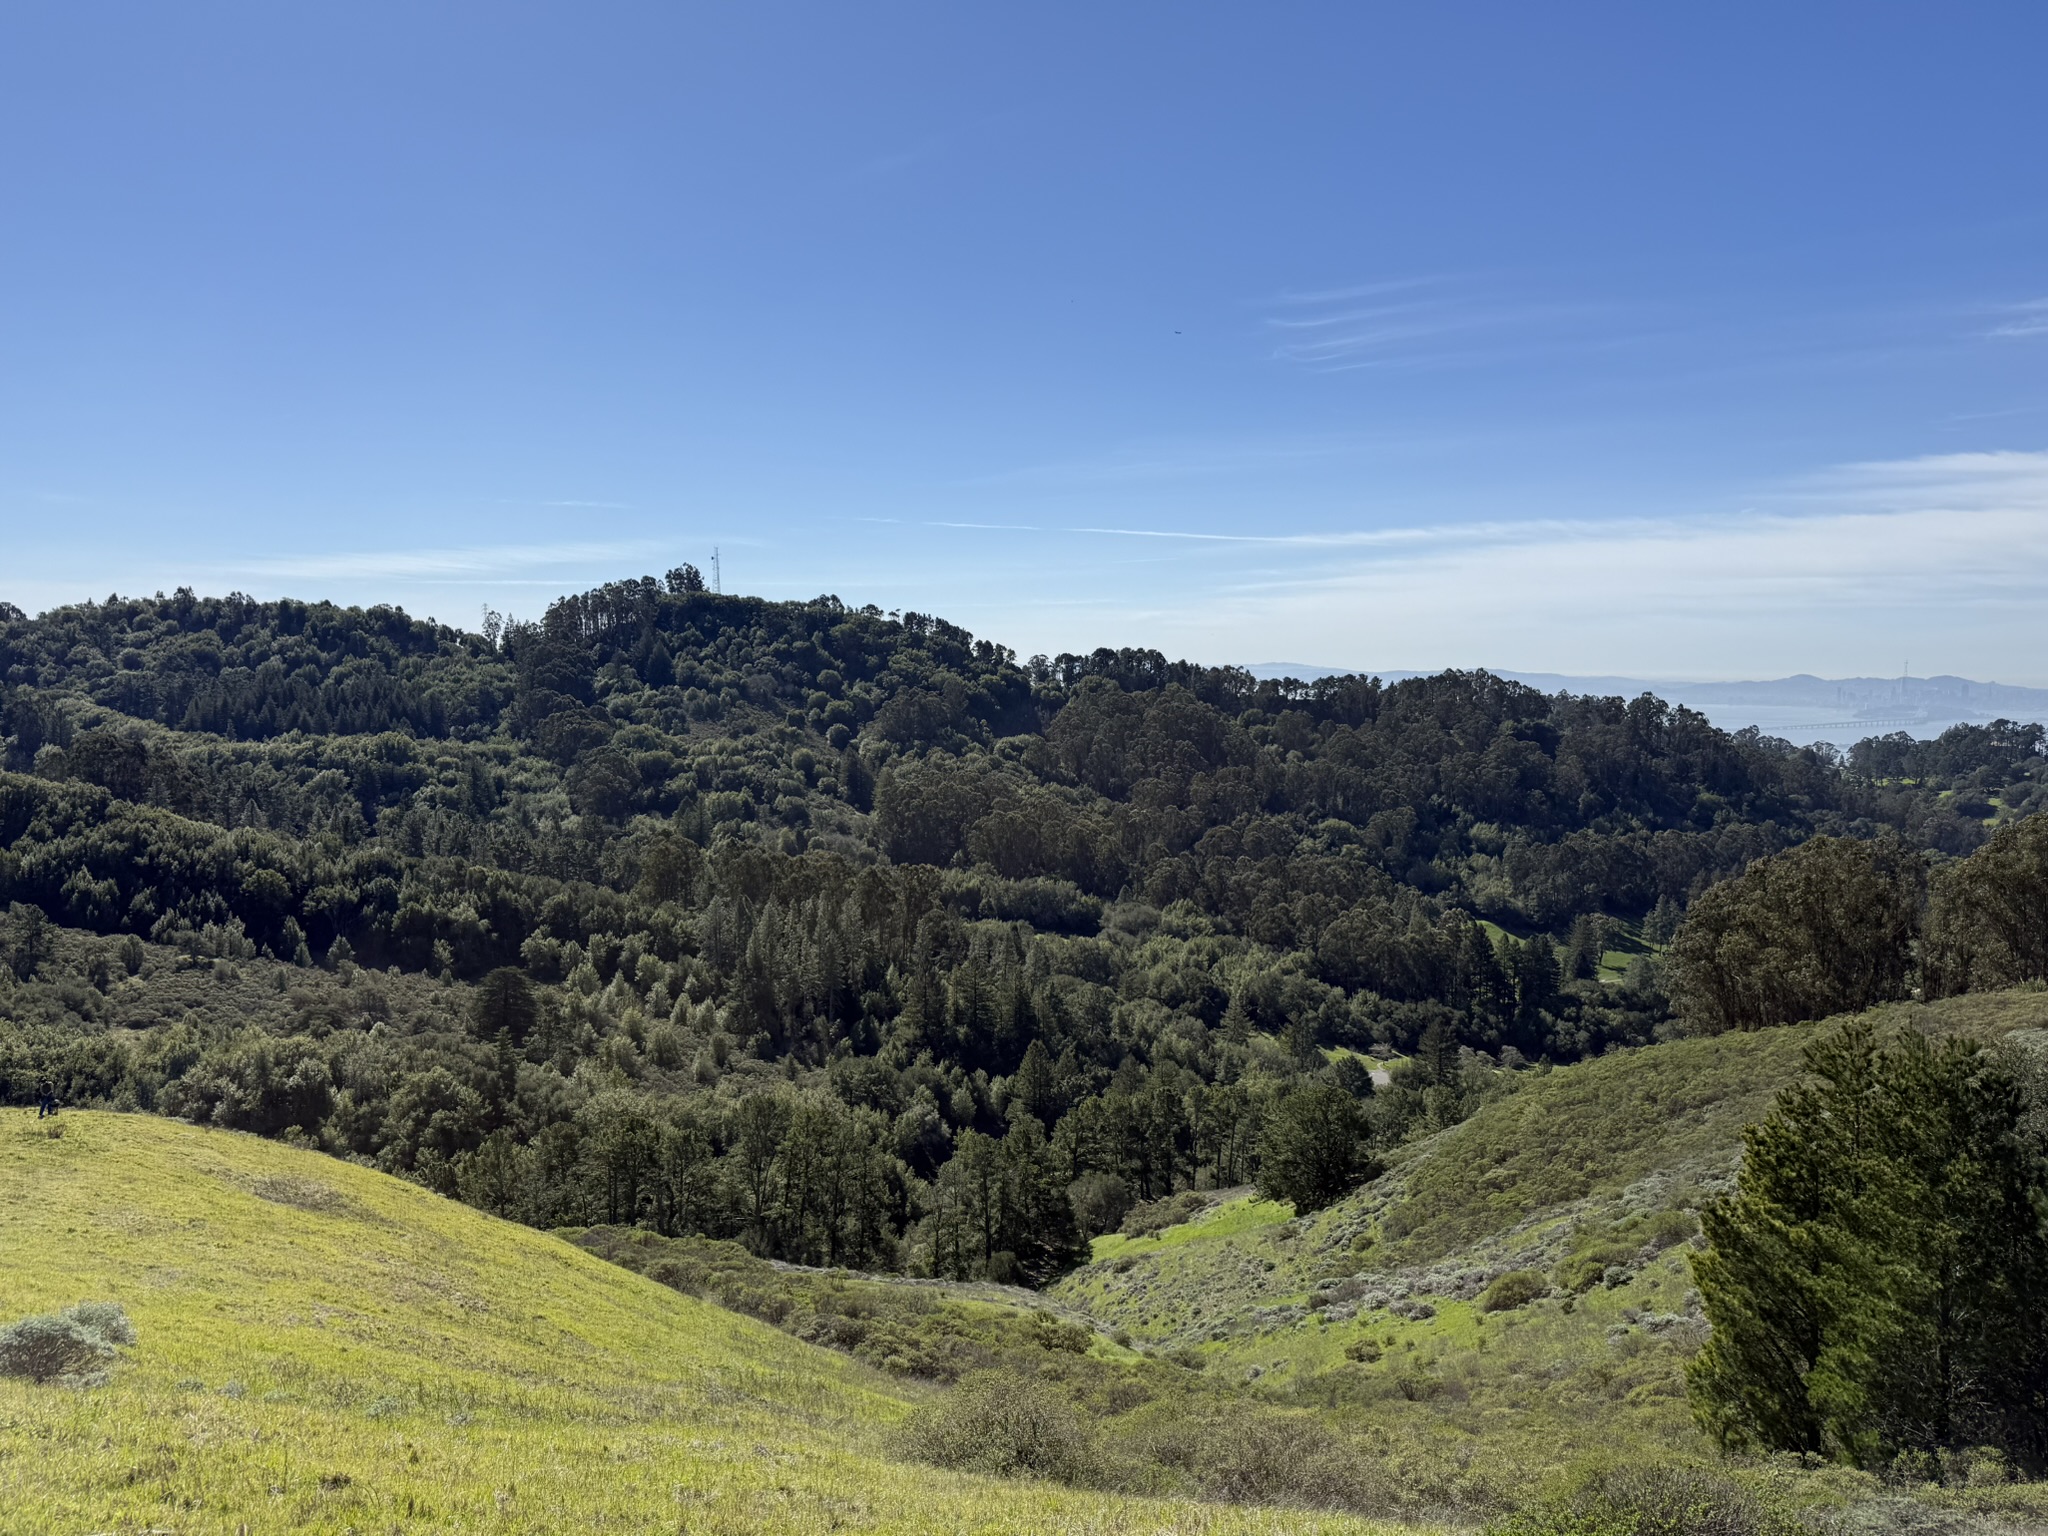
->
1245;666;2048;749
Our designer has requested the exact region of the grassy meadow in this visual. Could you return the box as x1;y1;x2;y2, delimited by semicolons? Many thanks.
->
0;1110;1413;1535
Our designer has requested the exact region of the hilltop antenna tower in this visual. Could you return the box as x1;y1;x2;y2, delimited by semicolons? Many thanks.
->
712;547;722;594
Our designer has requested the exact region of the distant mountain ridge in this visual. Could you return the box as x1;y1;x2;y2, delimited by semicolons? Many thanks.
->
1244;665;2048;741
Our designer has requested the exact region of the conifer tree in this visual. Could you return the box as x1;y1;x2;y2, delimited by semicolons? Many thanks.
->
1010;1039;1059;1129
1689;1020;2048;1469
1687;1020;1889;1455
472;966;538;1043
1219;990;1252;1044
1001;1115;1087;1283
1255;1081;1375;1213
1875;1030;2046;1460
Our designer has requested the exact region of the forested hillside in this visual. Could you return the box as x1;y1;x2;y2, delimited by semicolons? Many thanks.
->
3;576;2043;1285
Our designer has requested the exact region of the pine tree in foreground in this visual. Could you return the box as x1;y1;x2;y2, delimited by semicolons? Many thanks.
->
1688;1019;2048;1472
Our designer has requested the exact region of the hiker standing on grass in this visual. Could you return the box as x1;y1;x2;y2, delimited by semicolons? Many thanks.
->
37;1084;58;1119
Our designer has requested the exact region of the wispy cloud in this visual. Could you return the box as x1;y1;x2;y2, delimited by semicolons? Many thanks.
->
918;512;1579;551
1065;523;1451;547
957;431;1401;489
1787;449;2048;511
1264;277;1446;308
1265;289;1490;370
1260;276;1615;372
1987;299;2048;339
1071;525;1291;543
1144;452;2048;677
1943;404;2047;424
936;450;2048;684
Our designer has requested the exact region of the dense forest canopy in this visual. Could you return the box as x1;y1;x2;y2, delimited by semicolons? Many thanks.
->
3;576;2043;1284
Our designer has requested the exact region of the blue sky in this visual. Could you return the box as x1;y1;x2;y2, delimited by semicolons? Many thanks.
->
4;3;2046;679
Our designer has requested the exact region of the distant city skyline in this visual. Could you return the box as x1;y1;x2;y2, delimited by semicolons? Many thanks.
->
4;6;2047;680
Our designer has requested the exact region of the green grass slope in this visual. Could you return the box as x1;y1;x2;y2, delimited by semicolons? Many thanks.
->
1052;990;2048;1506
0;1111;1409;1535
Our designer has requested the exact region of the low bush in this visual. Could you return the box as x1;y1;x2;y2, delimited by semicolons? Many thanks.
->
1642;1208;1698;1251
63;1301;136;1346
0;1301;136;1385
1556;1243;1639;1293
897;1370;1100;1483
1487;1464;1797;1536
1123;1401;1392;1512
1481;1269;1550;1312
1119;1190;1209;1239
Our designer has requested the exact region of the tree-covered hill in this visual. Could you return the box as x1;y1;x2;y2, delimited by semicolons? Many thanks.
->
7;575;2021;953
3;575;2043;1286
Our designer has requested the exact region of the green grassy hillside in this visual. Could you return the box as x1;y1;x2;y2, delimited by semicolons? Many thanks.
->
0;1111;1411;1535
1052;989;2048;1507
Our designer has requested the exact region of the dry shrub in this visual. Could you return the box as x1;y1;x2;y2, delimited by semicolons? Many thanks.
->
0;1301;136;1386
1482;1269;1550;1312
897;1370;1099;1483
1119;1190;1210;1239
1126;1402;1393;1512
1488;1463;1799;1536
